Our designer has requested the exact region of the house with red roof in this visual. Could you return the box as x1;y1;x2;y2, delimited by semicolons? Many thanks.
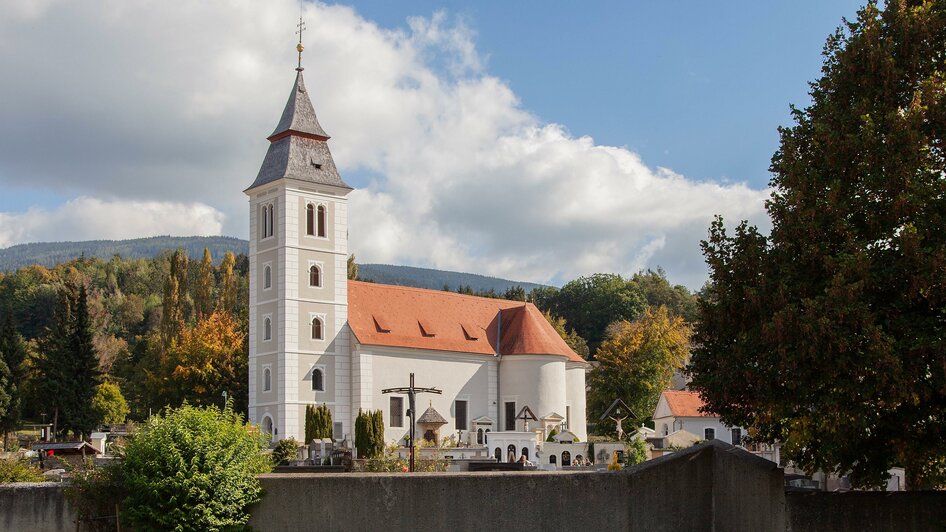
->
244;60;588;452
653;390;744;446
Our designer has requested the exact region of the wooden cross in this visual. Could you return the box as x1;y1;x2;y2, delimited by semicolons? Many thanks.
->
382;373;441;472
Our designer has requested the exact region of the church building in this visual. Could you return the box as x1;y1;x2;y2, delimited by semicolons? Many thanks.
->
245;54;588;448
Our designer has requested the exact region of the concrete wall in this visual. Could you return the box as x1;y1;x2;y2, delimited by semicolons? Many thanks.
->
0;483;76;532
785;491;946;531
10;441;946;532
248;440;785;532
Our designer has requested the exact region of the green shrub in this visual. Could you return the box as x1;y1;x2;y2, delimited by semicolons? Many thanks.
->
625;438;649;466
0;457;45;483
271;437;299;466
121;402;271;531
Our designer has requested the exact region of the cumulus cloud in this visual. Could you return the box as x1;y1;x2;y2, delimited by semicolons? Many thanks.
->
0;0;770;287
0;197;224;248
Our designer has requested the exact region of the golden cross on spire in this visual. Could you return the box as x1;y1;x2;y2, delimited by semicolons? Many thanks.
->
295;16;306;71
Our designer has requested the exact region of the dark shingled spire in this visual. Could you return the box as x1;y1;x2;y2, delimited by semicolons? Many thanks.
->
247;71;351;191
268;71;329;141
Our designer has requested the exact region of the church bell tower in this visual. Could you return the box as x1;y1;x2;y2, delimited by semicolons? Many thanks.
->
245;20;353;442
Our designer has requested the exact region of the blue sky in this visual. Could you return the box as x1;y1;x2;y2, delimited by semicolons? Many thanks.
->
0;1;867;287
345;1;864;188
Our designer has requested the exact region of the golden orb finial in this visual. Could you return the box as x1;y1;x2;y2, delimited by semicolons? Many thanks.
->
297;43;305;53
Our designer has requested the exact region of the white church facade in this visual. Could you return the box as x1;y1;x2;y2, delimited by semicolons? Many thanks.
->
245;63;588;450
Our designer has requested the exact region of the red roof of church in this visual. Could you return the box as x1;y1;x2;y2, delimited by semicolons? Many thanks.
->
662;390;714;418
348;281;585;363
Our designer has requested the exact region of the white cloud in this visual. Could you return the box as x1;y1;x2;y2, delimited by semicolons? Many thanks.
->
0;197;224;248
0;0;770;287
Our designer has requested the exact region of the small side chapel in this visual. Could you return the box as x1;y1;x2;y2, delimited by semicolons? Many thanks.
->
245;35;588;452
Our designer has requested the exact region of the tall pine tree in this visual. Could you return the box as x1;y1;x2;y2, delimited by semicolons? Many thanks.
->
219;252;237;314
36;284;101;439
0;301;28;449
194;248;214;321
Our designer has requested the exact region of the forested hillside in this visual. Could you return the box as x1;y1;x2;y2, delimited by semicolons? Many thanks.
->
0;243;699;442
0;236;248;271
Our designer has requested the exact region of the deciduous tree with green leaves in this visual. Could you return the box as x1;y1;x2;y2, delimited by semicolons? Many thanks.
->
121;402;270;531
547;274;646;353
91;381;129;426
689;0;946;488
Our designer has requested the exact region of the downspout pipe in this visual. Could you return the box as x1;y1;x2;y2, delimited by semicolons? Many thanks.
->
495;308;502;436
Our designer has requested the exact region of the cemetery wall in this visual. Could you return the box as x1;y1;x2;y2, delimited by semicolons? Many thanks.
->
4;441;946;531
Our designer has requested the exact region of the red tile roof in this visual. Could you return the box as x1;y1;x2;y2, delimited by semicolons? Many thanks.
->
348;281;585;363
662;390;714;418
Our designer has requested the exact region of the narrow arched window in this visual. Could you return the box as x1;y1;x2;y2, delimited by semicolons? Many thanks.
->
261;205;267;238
311;317;323;340
264;317;272;341
264;265;272;289
312;368;324;391
494;448;502;462
263;368;271;391
484;429;490;445
522;447;529;460
549;454;556;465
306;204;314;235
268;204;275;237
477;428;483;444
317;205;326;237
309;265;321;287
561;451;571;466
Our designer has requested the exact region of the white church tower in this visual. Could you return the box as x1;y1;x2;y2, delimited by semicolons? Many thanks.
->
246;32;352;442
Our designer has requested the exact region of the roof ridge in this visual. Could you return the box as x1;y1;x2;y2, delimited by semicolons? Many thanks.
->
348;279;530;306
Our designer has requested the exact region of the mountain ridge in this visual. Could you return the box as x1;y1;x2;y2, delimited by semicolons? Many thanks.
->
0;236;550;292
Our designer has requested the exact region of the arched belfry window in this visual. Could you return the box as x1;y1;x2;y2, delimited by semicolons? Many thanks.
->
264;317;272;341
317;205;326;237
306;204;315;235
263;368;271;391
311;317;324;340
261;203;275;239
263;265;272;289
312;368;324;391
309;265;321;287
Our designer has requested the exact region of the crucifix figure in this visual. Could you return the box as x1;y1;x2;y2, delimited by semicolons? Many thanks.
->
382;373;441;472
600;398;636;442
295;16;306;71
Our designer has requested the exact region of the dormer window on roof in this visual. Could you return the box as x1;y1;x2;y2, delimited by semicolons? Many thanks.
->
373;314;391;333
418;318;436;337
461;322;480;340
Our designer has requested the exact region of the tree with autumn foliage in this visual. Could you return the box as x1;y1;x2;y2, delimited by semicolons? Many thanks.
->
689;0;946;488
587;306;690;433
542;311;590;359
162;311;247;412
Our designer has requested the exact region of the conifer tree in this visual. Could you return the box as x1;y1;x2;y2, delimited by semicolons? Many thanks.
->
194;248;214;320
371;410;384;457
219;252;237;314
160;274;183;348
36;284;101;438
0;302;28;449
304;405;317;444
65;284;101;437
